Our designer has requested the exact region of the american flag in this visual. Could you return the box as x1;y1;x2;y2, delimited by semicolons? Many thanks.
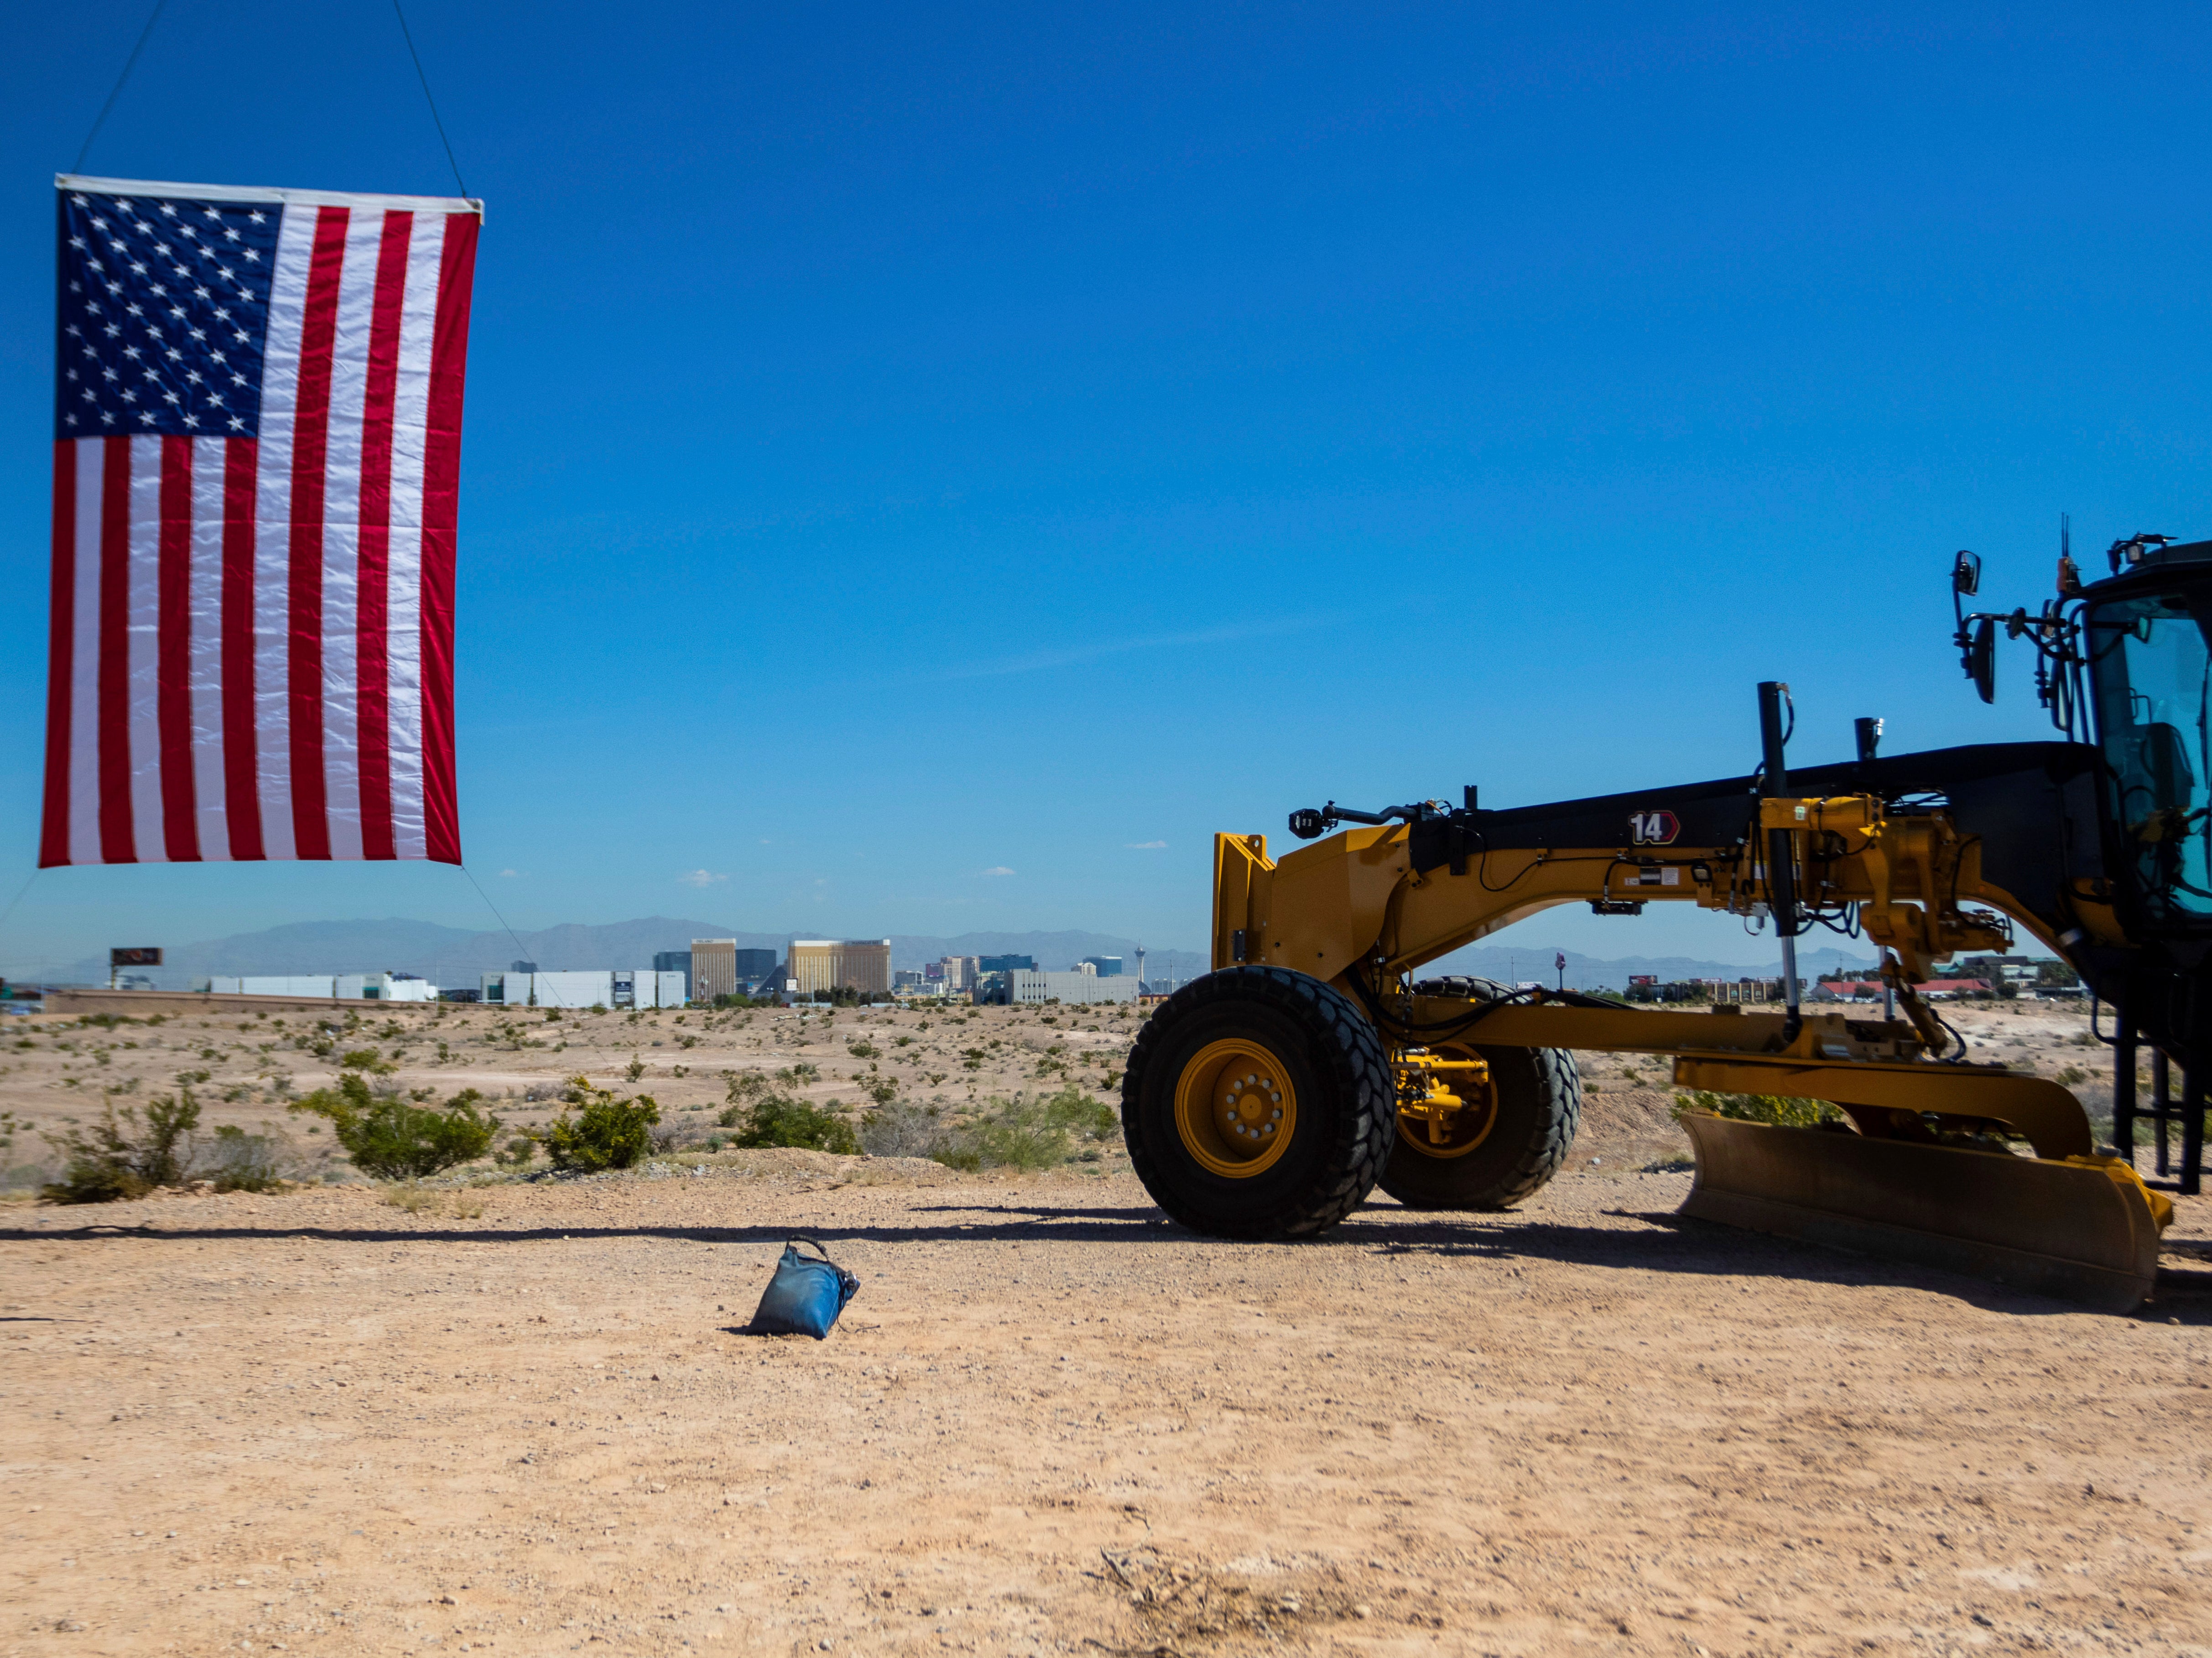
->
39;174;479;867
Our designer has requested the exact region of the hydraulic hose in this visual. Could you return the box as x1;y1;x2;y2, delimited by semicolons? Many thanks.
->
1758;681;1804;1044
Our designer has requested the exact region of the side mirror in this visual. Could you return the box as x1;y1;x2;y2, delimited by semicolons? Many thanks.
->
1969;617;1997;704
1952;549;1982;597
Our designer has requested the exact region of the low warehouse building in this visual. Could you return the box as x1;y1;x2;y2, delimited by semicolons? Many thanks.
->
1008;969;1139;1006
203;973;437;1002
479;969;687;1009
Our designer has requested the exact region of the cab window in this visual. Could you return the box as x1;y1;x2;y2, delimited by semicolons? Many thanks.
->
2088;591;2212;920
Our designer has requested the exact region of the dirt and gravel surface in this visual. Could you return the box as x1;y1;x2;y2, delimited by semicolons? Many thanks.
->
3;998;2210;1657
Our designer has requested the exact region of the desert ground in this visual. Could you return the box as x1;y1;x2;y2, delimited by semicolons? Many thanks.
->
3;996;2209;1657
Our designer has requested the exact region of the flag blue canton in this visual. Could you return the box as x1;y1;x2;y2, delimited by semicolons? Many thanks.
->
55;188;282;440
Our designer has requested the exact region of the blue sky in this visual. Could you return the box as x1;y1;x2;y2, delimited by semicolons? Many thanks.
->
2;2;2208;977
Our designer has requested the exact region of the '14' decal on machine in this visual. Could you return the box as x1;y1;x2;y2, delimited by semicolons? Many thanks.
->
1629;810;1680;845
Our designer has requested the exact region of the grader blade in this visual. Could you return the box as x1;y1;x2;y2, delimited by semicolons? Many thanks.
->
1678;1113;2171;1313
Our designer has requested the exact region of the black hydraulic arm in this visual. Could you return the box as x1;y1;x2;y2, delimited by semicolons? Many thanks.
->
1758;681;1804;1039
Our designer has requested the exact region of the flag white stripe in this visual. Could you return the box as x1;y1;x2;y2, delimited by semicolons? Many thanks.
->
125;434;164;862
253;205;317;860
386;213;443;860
188;437;231;861
320;209;380;861
67;441;104;868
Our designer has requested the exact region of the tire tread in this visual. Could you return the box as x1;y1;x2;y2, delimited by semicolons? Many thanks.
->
1122;967;1394;1237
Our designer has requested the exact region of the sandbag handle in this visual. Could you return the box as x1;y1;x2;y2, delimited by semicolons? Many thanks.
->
788;1237;840;1267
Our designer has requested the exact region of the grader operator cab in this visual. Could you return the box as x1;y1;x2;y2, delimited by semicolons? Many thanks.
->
1121;529;2207;1310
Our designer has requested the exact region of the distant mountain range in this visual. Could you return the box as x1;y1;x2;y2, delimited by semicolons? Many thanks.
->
46;914;1879;994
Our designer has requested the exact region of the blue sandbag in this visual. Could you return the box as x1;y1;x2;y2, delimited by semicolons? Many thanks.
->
748;1238;859;1339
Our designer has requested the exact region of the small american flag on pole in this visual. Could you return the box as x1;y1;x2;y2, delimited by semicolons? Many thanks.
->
40;174;480;867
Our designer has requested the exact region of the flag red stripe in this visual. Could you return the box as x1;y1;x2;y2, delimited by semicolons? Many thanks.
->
39;442;77;867
221;439;265;858
97;435;135;863
156;436;201;861
419;213;477;866
356;212;412;861
286;206;351;861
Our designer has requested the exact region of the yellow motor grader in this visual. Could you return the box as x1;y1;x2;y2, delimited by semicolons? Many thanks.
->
1121;534;2206;1310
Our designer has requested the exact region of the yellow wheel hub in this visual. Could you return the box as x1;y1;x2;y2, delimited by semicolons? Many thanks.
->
1174;1038;1299;1179
1396;1045;1499;1160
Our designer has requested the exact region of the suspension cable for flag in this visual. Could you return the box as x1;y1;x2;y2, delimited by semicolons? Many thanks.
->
390;0;470;200
0;868;41;951
462;864;540;978
73;0;469;202
74;0;168;172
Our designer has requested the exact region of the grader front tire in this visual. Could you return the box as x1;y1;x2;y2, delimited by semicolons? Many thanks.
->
1122;967;1394;1237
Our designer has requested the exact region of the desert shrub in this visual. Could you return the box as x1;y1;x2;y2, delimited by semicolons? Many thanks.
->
716;1067;857;1153
337;1047;386;1071
1671;1089;1838;1128
715;1070;772;1119
860;1099;951;1158
936;1085;1120;1171
625;1056;647;1082
847;1040;879;1059
496;1135;538;1168
289;1074;501;1178
41;1089;203;1202
384;1185;484;1218
545;1078;660;1171
732;1094;859;1154
203;1124;286;1193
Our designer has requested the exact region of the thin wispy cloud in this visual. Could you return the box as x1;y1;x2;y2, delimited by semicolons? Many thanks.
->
941;615;1327;681
1126;840;1167;849
979;866;1016;877
677;869;729;888
497;868;523;878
